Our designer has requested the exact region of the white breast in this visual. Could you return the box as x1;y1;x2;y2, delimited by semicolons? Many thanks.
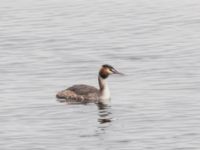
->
98;75;111;104
99;85;111;104
101;86;110;99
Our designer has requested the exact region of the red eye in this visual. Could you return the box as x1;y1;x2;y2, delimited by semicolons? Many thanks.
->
110;68;114;72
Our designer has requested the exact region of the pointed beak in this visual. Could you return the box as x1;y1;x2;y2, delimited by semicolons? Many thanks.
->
112;68;124;75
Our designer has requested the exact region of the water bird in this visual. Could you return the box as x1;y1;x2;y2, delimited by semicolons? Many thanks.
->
56;64;123;105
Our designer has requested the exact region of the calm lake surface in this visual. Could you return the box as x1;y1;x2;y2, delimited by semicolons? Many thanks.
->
1;0;200;149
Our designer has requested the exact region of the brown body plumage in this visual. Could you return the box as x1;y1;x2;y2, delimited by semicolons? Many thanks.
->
56;64;123;104
56;84;99;103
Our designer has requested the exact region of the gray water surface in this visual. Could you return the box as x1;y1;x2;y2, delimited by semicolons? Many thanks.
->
1;0;200;149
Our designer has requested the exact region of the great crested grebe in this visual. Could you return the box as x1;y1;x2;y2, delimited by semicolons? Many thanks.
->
56;64;123;105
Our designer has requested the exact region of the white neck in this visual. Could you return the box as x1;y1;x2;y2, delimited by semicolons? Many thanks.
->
98;75;111;104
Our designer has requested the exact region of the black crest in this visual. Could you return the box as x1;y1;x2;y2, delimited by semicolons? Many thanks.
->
102;64;114;70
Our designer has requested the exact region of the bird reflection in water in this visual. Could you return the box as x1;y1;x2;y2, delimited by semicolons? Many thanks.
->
97;103;112;124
